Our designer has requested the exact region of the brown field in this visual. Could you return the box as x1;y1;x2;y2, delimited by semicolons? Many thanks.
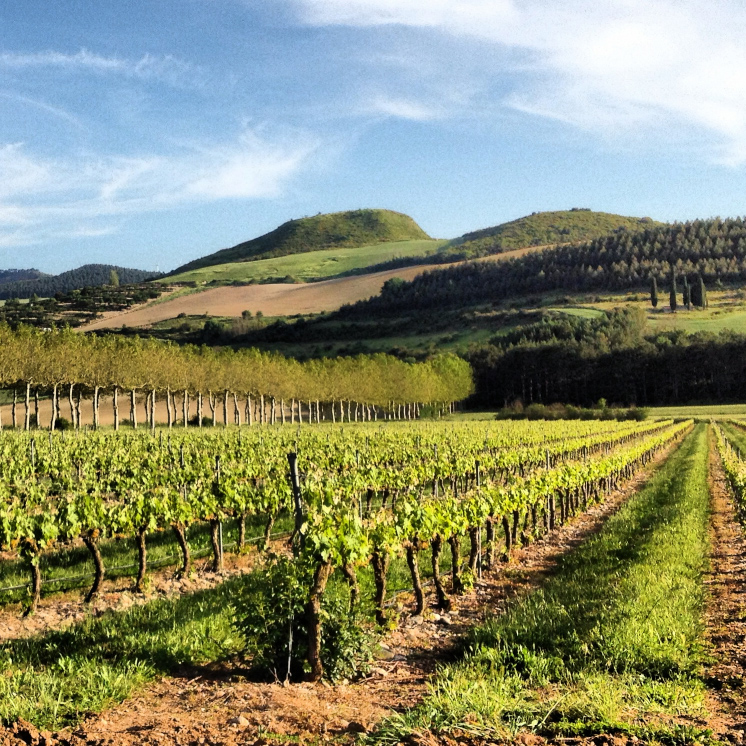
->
82;245;548;331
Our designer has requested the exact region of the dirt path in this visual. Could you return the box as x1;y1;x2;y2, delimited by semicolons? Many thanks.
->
0;436;682;746
702;430;746;743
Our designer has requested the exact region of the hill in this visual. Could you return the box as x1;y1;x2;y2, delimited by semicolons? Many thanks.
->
169;209;431;275
348;217;742;315
162;239;449;285
448;209;661;257
0;269;48;286
0;264;161;300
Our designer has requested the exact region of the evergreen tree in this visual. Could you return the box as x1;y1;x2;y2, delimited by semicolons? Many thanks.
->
650;275;658;308
683;276;691;310
700;275;708;308
670;271;678;312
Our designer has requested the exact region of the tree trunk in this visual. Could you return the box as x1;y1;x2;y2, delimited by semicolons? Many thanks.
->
223;390;229;427
197;391;203;428
166;387;173;428
449;535;464;594
263;513;275;550
341;563;359;610
183;390;189;427
210;519;223;573
50;384;58;431
208;391;216;426
172;524;191;576
431;536;451;610
150;389;156;431
406;544;425;614
113;386;119;431
233;392;240;426
131;390;137;429
246;395;253;426
83;534;104;603
237;512;247;550
135;526;147;592
281;399;286;424
372;549;390;626
305;561;334;681
12;388;17;428
291;398;296;424
468;527;480;575
76;388;82;429
34;388;39;428
24;381;30;431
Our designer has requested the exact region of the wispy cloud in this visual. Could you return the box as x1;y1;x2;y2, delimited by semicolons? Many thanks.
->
0;129;317;248
292;0;746;164
0;49;201;87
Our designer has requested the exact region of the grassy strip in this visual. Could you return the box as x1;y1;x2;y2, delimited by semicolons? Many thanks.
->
372;424;713;745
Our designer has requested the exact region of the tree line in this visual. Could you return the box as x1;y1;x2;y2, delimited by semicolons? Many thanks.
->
0;325;474;431
346;217;746;314
466;308;746;408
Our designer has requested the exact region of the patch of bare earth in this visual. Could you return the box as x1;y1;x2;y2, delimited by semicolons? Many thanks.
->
0;437;681;746
702;431;746;744
81;245;550;332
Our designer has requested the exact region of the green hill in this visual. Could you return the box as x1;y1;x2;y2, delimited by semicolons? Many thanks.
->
450;209;660;257
168;209;431;276
162;239;448;285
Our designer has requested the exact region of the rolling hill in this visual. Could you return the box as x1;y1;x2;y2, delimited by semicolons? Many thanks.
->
0;264;161;300
164;208;658;287
168;208;431;276
162;239;449;285
448;209;661;258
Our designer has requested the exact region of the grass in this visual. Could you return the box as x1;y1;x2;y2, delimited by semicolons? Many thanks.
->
648;404;746;421
161;239;448;285
169;208;433;275
0;512;294;606
0;524;477;730
372;424;713;744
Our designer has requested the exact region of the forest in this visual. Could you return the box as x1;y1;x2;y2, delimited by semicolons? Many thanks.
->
466;308;746;408
348;217;746;314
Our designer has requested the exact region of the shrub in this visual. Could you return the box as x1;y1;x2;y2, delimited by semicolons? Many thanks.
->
234;554;376;682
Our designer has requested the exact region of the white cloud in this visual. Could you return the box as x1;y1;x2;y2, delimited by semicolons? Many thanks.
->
366;96;444;121
0;49;200;87
292;0;746;164
0;129;316;248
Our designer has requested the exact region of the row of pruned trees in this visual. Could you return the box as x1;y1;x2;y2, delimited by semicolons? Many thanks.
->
0;325;474;430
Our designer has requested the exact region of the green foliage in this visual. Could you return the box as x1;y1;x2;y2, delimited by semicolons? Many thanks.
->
170;209;432;275
234;553;376;682
163;239;447;286
373;424;711;744
449;210;660;257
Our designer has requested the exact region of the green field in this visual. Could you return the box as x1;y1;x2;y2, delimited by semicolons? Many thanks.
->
161;239;448;285
648;403;746;420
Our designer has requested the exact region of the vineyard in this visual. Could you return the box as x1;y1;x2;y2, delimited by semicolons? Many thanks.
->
3;414;746;743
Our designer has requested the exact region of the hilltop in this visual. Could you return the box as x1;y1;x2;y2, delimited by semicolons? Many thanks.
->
0;269;48;286
448;209;661;258
0;264;161;300
169;209;431;275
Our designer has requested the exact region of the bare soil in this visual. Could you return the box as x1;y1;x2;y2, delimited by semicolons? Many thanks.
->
701;432;746;744
0;438;681;746
81;245;548;331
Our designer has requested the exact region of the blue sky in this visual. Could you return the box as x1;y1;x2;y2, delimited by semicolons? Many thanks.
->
3;0;746;273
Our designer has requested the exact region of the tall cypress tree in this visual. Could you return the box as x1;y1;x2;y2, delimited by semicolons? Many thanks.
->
670;271;678;312
699;275;708;309
683;276;691;310
650;276;658;308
